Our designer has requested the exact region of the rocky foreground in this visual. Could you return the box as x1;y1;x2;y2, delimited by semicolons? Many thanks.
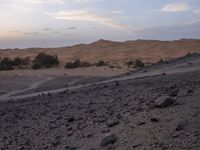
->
0;71;200;150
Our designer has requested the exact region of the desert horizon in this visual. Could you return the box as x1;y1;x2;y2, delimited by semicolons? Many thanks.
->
1;38;200;67
1;0;200;149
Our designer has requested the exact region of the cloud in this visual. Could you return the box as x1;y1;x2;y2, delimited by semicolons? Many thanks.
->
5;0;64;12
66;27;77;30
131;22;200;40
162;2;190;12
193;8;200;14
50;10;123;29
68;0;102;4
186;19;200;25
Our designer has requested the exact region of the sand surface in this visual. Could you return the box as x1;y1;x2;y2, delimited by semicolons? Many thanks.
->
1;39;200;65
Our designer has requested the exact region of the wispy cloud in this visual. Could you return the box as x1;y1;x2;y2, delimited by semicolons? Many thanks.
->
49;10;123;29
162;2;190;12
193;8;200;14
69;0;102;4
186;19;200;25
66;27;77;30
5;0;64;12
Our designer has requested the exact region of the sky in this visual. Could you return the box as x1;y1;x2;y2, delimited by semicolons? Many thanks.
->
0;0;200;48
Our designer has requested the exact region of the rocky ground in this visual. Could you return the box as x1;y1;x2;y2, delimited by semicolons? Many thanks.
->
0;69;200;150
12;76;107;96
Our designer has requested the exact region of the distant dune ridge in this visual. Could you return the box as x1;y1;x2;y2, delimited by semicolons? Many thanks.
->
0;39;200;66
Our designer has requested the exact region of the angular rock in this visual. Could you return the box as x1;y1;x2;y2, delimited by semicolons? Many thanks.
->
154;96;175;108
65;146;78;150
100;133;117;147
176;122;187;131
150;118;159;123
68;117;75;122
137;121;145;126
169;89;178;97
107;119;119;127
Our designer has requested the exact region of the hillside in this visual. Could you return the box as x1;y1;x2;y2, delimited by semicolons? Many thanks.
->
0;39;200;66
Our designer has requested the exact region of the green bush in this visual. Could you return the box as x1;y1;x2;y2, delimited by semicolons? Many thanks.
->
126;59;144;68
95;60;108;67
32;52;59;69
157;58;164;64
65;59;80;69
134;59;144;68
65;59;92;69
126;60;134;66
0;57;14;70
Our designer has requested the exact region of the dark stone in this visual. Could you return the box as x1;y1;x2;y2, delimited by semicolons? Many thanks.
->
137;121;145;126
115;81;119;86
150;118;159;123
169;89;178;97
86;133;93;138
176;122;186;131
155;96;175;108
102;129;110;133
100;133;118;147
107;119;119;127
68;117;75;122
52;141;60;147
65;146;78;150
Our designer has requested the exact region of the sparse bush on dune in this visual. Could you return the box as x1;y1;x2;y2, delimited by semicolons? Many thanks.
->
0;57;31;71
13;57;31;68
64;59;81;69
126;60;134;66
157;58;164;64
32;52;59;69
80;61;92;67
0;57;14;70
134;59;144;68
95;60;108;67
126;59;145;68
64;59;92;69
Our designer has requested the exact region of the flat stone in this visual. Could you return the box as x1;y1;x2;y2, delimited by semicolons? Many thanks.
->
107;119;119;127
100;133;117;147
155;96;175;108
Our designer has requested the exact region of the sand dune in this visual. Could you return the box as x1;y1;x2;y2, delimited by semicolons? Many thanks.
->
0;39;200;66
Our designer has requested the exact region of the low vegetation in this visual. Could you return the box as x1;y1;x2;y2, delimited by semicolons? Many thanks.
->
64;59;92;69
126;59;145;68
32;52;59;69
95;60;109;67
64;59;111;69
134;59;145;68
0;57;13;70
0;57;31;71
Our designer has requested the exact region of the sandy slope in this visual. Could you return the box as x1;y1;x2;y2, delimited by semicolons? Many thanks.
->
0;39;200;65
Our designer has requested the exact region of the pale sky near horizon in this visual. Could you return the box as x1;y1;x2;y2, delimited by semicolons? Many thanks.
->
0;0;200;48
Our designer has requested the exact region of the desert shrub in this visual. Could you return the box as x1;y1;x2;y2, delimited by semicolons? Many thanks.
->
32;52;59;69
65;59;80;69
23;57;31;67
126;60;134;66
65;59;92;69
126;59;144;68
80;61;92;67
13;57;24;67
157;58;164;64
12;57;31;68
31;63;41;69
0;57;14;70
134;59;144;68
95;60;108;67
